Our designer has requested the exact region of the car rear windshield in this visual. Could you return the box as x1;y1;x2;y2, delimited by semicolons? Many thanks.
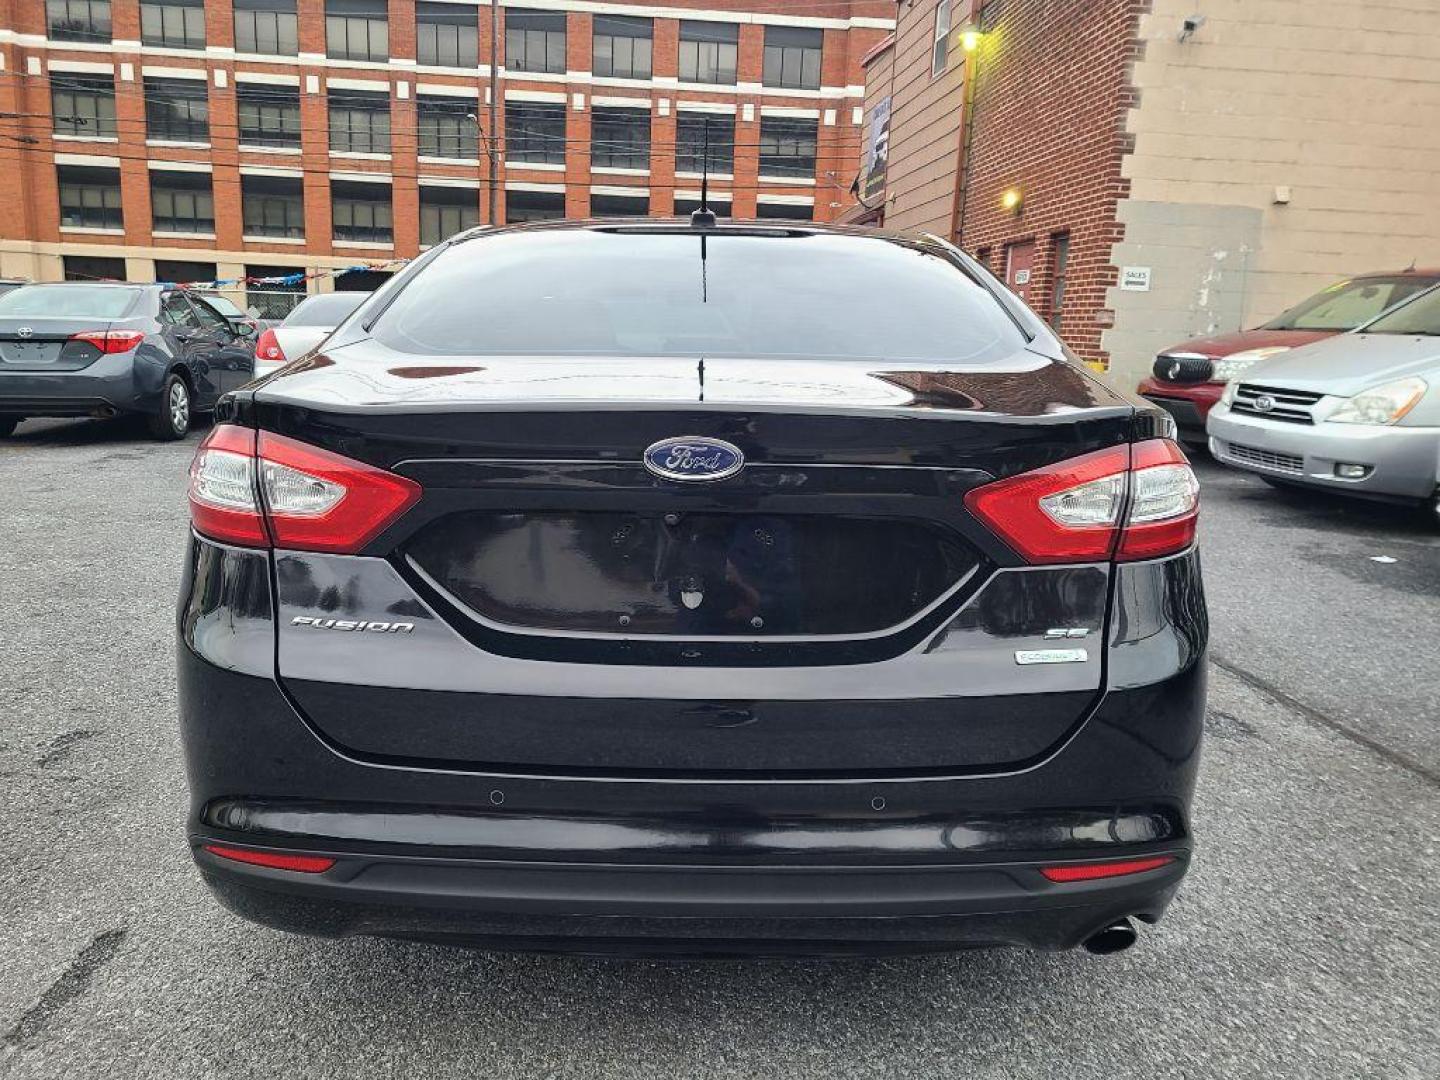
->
1261;276;1439;331
1361;285;1440;336
367;231;1028;362
284;293;368;327
0;285;142;319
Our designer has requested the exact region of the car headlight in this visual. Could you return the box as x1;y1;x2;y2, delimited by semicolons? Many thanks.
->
1220;380;1239;406
1326;376;1428;425
1210;347;1291;383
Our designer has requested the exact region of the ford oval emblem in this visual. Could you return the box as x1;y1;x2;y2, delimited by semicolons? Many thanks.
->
643;436;745;482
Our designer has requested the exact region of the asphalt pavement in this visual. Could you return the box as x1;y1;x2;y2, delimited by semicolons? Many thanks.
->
1;417;1436;1079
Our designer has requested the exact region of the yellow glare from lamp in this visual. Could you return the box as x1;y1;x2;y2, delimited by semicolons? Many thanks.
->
960;29;981;53
1001;188;1023;213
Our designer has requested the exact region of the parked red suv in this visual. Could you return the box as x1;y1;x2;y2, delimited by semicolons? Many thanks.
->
1137;270;1440;444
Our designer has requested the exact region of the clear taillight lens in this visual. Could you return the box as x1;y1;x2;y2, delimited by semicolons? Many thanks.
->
260;460;346;516
1039;475;1125;527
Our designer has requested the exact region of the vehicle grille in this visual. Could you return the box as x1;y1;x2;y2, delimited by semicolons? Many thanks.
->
1230;383;1323;425
1152;354;1214;384
1223;442;1304;474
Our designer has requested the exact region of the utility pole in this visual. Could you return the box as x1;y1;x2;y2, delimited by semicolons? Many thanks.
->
489;0;501;225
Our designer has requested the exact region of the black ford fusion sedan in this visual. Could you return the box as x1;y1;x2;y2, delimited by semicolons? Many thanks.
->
178;220;1206;957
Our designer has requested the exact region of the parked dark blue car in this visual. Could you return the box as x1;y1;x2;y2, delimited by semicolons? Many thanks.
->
0;283;256;439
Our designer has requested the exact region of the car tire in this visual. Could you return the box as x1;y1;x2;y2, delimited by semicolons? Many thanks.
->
0;416;20;438
148;374;191;440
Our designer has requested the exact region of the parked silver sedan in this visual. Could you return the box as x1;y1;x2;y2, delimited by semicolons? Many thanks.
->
251;291;369;378
1207;284;1440;517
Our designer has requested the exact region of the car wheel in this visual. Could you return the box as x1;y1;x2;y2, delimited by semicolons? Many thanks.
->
148;374;191;440
0;416;20;438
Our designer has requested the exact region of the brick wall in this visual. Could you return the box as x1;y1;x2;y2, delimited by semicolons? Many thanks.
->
954;0;1149;367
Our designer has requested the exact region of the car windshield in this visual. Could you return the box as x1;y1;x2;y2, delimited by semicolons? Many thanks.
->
283;293;368;327
1261;276;1438;331
0;285;142;319
369;230;1028;362
1360;285;1440;335
199;295;244;318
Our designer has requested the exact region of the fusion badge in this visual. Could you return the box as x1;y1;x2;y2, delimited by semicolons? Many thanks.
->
291;616;415;634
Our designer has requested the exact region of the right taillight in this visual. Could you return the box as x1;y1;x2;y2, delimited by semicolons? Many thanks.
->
253;328;287;364
965;439;1199;564
187;425;420;553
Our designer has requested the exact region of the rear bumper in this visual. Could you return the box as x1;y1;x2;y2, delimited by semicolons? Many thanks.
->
0;357;156;417
195;845;1185;954
1208;403;1439;501
1136;380;1222;438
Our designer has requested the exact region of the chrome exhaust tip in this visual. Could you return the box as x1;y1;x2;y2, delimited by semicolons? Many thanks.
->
1082;918;1138;955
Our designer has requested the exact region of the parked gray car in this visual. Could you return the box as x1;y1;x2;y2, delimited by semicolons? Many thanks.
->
251;291;369;378
1208;283;1440;517
0;283;257;439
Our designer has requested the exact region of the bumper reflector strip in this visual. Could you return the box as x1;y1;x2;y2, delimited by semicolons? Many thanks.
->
202;844;336;874
1040;856;1176;883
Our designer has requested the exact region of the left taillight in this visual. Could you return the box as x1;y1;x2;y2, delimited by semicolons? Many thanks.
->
964;439;1199;564
188;424;421;553
70;329;145;354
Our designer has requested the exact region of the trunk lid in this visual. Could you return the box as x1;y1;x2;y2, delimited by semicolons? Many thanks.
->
0;318;118;371
260;344;1133;777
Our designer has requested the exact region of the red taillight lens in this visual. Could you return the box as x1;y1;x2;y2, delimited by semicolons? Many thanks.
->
253;328;287;364
70;330;145;353
187;425;421;553
964;440;1198;564
202;844;336;873
1040;855;1176;882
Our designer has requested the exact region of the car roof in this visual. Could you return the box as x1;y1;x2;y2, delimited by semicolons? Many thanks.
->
449;218;926;247
1353;268;1440;279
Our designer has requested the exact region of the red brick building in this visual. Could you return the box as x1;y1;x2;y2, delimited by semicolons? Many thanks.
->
0;0;893;299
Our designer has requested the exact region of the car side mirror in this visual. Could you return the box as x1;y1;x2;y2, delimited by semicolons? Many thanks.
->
234;322;257;339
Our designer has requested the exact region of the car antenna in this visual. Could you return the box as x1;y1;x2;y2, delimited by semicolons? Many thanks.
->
690;116;718;229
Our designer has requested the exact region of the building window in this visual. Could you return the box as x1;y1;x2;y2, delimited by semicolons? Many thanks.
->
505;10;566;74
758;116;818;178
417;2;478;67
675;112;734;174
932;0;951;77
234;0;298;56
140;0;205;49
673;195;730;218
329;90;390;154
332;181;393;243
505;101;566;165
591;107;649;170
237;83;301;148
756;201;813;221
63;255;126;281
505;189;565;223
678;21;738;85
150;171;215;234
593;15;651;80
326;0;388;62
144;77;208;142
1048;233;1070;332
420;186;479;246
57;165;123;230
51;75;116;138
154;260;216;285
47;0;111;43
241;174;304;238
417;97;478;159
590;191;648;218
763;27;822;90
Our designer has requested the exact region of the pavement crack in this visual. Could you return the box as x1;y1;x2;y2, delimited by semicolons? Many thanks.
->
36;730;101;769
2;928;127;1049
1212;654;1440;788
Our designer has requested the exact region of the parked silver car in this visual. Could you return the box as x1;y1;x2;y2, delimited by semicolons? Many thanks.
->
251;291;369;378
1208;284;1440;516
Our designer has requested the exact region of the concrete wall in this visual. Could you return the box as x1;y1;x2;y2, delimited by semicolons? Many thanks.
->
1104;0;1440;386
